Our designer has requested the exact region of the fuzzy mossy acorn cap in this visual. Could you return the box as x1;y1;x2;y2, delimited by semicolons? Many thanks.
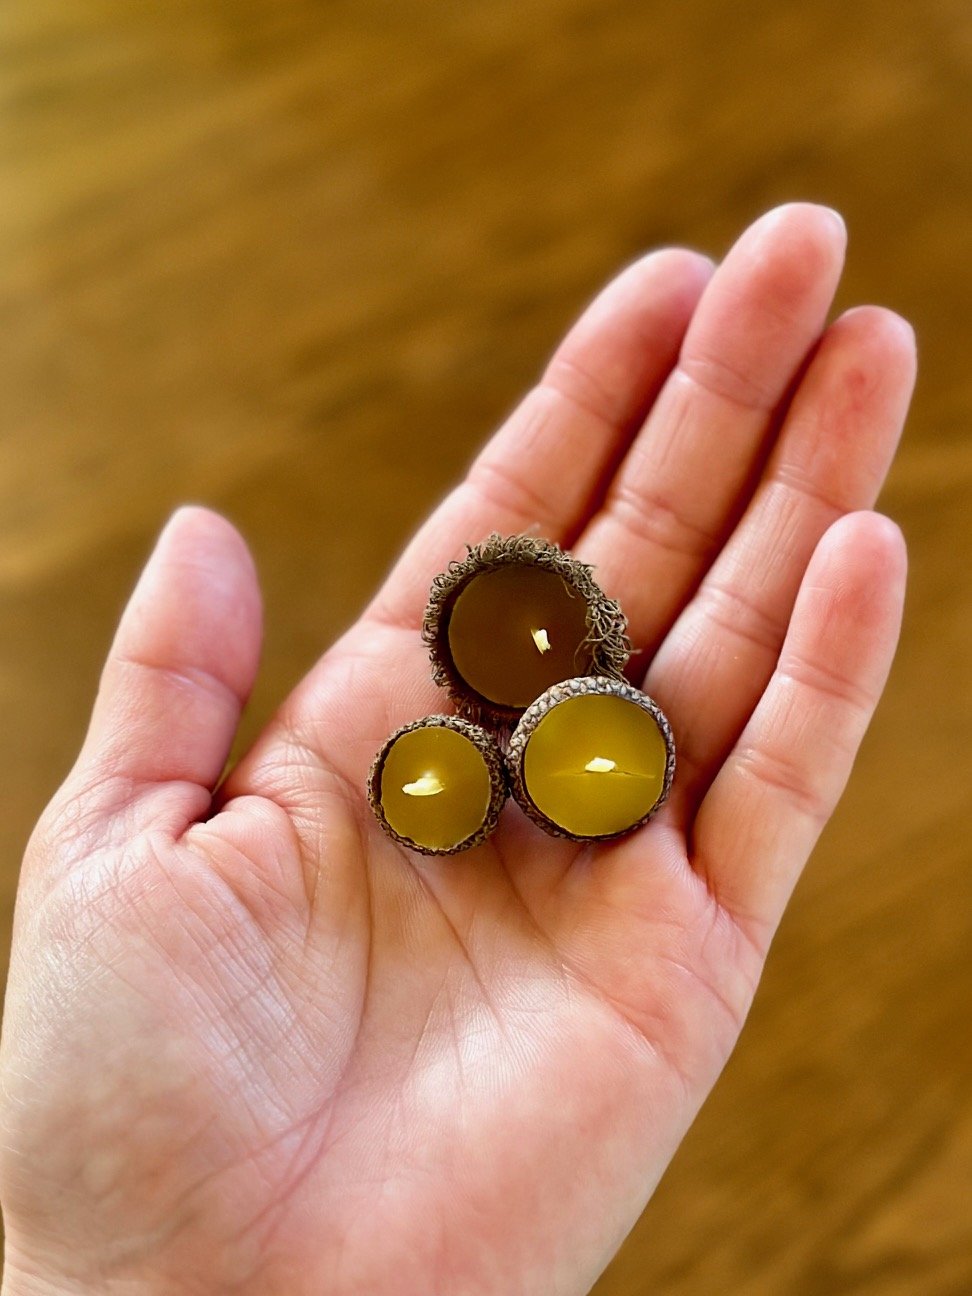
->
422;534;631;728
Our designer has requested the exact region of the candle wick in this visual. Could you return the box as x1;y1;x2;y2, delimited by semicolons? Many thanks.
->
584;757;618;774
531;627;552;654
402;774;445;797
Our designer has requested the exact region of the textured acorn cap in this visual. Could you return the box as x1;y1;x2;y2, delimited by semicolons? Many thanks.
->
368;714;508;856
422;533;631;728
506;675;676;842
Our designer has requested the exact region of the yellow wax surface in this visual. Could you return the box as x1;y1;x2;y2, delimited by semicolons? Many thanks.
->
523;694;668;837
448;565;592;708
380;725;492;850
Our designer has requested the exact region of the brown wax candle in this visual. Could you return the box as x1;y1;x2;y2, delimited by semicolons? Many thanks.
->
368;716;507;855
507;677;675;841
449;563;592;707
423;535;629;726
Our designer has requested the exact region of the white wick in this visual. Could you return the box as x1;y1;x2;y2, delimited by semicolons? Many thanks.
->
531;627;552;654
402;774;445;797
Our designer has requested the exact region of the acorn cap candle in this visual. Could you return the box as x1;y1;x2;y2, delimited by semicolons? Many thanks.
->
423;534;630;727
506;676;675;842
368;715;507;855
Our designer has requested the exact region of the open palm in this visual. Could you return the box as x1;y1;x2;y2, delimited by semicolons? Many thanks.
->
0;205;915;1296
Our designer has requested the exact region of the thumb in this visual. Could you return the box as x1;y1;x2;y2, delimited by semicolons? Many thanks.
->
60;506;262;838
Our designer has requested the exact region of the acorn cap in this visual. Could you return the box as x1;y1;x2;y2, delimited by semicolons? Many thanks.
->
422;533;631;728
506;675;676;842
368;714;508;856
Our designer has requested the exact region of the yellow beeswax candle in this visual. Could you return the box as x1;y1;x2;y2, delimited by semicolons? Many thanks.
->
508;678;675;840
369;717;505;854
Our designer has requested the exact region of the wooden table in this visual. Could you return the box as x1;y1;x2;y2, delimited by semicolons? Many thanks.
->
1;1;969;1290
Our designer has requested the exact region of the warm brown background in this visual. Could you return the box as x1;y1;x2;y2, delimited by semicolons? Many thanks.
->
2;0;970;1291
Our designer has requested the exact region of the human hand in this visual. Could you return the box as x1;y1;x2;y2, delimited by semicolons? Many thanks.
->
0;204;915;1296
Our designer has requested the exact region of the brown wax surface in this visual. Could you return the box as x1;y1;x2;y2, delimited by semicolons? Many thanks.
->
380;725;492;850
523;693;667;837
447;565;593;708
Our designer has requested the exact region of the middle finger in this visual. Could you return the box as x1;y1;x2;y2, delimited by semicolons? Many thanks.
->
575;202;847;666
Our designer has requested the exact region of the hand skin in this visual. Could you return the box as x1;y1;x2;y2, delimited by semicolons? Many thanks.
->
0;204;915;1296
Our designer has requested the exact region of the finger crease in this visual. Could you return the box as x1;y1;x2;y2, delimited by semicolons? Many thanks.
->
778;656;877;715
465;455;565;537
734;744;829;824
771;463;851;517
111;653;242;711
676;354;779;415
538;360;629;429
603;482;722;563
695;580;787;655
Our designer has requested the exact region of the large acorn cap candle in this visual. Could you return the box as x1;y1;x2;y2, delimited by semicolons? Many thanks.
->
422;534;630;727
506;676;675;842
368;715;507;856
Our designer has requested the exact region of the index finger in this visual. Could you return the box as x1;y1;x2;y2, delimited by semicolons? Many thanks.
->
364;247;713;632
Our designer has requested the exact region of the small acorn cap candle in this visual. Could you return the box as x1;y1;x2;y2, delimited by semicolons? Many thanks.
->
506;676;675;842
368;715;507;856
423;534;630;727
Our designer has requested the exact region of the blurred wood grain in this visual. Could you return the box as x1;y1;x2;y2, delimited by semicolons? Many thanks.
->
1;0;970;1291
